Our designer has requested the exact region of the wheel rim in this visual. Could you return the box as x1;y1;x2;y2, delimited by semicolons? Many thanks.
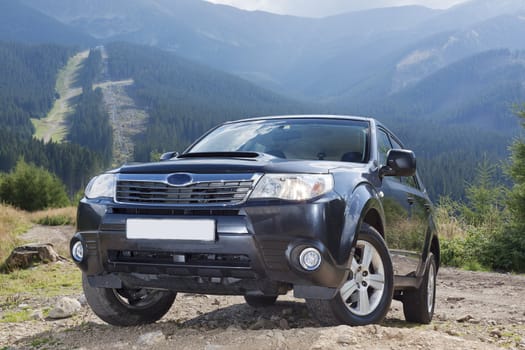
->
112;288;167;310
427;263;436;313
340;240;385;316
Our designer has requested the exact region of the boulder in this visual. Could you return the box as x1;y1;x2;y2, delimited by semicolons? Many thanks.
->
4;243;62;270
48;297;82;319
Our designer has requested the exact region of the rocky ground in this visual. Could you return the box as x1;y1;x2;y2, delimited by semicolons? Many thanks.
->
0;226;524;349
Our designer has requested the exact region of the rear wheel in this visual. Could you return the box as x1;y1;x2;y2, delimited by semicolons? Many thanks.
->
402;253;437;324
244;295;278;308
307;224;394;326
82;274;176;326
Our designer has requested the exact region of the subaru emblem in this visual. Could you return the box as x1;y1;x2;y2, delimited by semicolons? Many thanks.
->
167;173;193;186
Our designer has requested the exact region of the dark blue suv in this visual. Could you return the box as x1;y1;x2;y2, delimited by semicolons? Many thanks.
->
71;115;439;326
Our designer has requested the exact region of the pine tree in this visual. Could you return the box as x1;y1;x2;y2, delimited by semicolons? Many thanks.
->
501;107;525;271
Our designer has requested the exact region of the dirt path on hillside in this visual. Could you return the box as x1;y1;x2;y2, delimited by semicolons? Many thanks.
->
96;47;149;166
32;51;89;143
1;226;524;349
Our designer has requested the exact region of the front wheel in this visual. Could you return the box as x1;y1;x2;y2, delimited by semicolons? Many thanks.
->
307;224;394;326
402;253;437;324
82;274;176;326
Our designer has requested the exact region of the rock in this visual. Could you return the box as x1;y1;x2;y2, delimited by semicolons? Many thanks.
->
31;310;44;321
457;314;473;323
446;330;460;337
78;295;88;306
48;297;82;319
137;331;165;346
437;313;448;321
4;244;62;270
337;334;357;345
489;330;502;338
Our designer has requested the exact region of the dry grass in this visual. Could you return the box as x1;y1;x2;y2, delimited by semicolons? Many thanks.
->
0;204;32;264
0;205;76;264
434;203;468;241
29;207;76;226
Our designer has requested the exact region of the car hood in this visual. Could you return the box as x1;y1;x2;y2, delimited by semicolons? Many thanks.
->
117;153;361;175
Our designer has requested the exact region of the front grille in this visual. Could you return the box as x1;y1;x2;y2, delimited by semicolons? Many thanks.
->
116;179;255;205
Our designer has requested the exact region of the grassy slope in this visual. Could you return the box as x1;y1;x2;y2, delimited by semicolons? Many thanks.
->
0;204;80;322
31;50;89;143
0;205;32;264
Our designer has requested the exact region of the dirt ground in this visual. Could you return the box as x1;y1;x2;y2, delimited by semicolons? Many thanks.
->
1;225;524;349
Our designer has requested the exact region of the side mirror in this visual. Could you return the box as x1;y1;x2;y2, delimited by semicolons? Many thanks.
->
379;149;416;177
159;151;179;161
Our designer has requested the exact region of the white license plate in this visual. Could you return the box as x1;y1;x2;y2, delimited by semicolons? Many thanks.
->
126;219;215;241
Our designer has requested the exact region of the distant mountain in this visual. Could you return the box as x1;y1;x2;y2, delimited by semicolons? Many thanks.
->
389;49;525;130
20;0;444;95
418;0;525;33
390;13;525;92
0;0;95;46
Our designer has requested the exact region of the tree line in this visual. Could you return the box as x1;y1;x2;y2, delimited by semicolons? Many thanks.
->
0;43;109;195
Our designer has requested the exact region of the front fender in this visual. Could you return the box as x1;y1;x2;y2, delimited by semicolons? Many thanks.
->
337;183;385;267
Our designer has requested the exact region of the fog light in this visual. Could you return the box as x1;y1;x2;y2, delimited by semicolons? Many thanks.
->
299;247;321;271
71;241;84;262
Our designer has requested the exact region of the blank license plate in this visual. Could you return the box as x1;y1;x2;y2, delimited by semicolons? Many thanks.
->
126;219;215;241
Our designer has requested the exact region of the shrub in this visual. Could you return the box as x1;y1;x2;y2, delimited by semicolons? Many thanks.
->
0;160;70;212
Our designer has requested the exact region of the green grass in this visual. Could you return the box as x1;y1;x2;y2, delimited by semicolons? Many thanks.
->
1;309;33;323
0;262;81;323
0;262;81;298
34;215;74;226
30;337;60;349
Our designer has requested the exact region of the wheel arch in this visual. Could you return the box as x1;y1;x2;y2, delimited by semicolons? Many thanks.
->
338;183;385;266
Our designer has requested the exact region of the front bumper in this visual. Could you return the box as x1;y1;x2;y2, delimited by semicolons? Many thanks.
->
72;194;351;298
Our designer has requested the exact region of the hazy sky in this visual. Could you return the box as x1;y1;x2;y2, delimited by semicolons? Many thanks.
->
205;0;470;17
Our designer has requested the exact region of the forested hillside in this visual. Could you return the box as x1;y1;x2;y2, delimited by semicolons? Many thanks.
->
0;42;72;138
105;42;310;161
68;49;113;166
0;42;107;195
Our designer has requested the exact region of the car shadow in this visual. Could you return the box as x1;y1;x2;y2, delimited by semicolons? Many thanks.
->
10;299;422;348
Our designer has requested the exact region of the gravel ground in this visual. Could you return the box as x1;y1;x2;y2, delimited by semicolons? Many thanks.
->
1;226;524;349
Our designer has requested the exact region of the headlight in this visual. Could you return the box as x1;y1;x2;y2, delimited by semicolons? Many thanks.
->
85;174;116;199
250;174;333;201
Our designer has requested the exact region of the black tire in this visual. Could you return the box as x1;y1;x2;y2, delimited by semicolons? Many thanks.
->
306;224;394;326
82;273;176;326
402;253;437;324
244;295;278;308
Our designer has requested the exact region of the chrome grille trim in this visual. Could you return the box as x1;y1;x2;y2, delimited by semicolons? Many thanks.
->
115;173;261;206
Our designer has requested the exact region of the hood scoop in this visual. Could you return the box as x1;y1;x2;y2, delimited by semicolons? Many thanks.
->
178;152;260;160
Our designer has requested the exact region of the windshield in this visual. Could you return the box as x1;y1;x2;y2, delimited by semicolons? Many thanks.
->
187;118;370;162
